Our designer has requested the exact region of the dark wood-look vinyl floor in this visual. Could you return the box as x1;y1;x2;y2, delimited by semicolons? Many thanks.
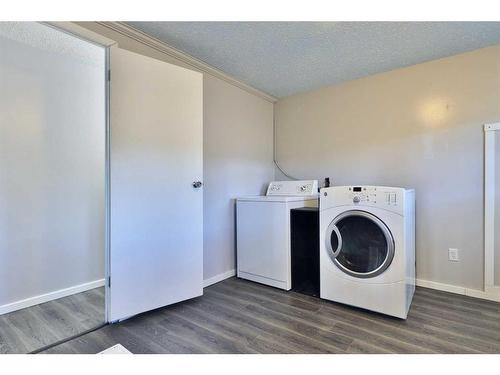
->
41;277;500;354
0;287;105;354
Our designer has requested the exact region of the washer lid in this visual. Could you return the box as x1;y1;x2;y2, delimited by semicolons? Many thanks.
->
237;195;318;202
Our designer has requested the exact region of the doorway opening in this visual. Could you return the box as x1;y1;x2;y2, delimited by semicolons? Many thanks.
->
0;22;107;353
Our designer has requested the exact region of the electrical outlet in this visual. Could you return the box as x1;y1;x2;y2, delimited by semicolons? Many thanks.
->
448;248;460;262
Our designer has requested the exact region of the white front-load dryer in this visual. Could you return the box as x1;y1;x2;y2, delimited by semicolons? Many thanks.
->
320;186;415;319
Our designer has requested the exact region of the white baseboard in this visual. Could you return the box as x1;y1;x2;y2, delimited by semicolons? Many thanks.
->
203;269;236;288
416;279;500;302
201;273;500;302
0;278;105;315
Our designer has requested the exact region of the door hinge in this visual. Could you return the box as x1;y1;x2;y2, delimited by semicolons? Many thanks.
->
108;276;111;288
107;69;111;82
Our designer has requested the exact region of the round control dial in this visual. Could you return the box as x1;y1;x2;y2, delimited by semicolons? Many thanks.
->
353;196;361;203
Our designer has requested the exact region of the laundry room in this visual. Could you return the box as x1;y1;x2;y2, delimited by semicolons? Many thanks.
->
2;1;500;373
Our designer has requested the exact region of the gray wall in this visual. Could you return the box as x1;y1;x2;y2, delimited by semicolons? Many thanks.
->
78;23;275;282
275;45;500;290
0;22;105;308
203;74;273;280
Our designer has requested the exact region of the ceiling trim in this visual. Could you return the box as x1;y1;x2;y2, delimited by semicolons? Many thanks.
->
45;22;117;48
95;22;277;103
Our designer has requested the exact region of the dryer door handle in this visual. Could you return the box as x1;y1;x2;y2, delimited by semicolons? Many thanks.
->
326;222;343;261
331;225;342;258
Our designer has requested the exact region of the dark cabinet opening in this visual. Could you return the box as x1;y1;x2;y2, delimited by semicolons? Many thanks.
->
291;207;320;297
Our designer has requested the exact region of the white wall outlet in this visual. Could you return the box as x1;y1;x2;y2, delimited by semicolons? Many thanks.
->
448;248;460;262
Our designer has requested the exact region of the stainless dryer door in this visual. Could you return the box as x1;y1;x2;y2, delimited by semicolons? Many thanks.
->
325;210;395;278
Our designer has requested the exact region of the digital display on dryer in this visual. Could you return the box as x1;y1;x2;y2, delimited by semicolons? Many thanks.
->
353;187;362;192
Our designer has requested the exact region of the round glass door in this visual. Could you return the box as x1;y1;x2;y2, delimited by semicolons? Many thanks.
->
325;210;394;278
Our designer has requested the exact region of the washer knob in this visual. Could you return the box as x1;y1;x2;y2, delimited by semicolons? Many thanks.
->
353;196;360;203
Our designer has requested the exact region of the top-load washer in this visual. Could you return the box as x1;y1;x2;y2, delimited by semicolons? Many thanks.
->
236;180;318;290
320;186;415;319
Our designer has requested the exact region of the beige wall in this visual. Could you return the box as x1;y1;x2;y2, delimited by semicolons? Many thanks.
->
275;45;500;290
76;23;275;282
204;75;273;279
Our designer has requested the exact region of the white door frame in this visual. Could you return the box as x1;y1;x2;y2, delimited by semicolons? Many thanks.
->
104;46;111;324
484;123;500;295
45;22;116;323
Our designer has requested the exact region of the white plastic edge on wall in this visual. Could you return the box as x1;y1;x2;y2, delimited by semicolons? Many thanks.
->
0;279;106;315
203;269;236;288
93;22;277;103
484;123;499;293
484;123;500;131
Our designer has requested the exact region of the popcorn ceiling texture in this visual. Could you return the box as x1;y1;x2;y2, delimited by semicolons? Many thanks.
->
0;22;104;67
127;22;500;98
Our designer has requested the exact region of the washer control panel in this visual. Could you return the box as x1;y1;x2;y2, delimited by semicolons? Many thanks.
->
266;180;319;196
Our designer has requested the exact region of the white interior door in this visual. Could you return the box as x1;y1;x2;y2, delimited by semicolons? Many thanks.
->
109;46;203;321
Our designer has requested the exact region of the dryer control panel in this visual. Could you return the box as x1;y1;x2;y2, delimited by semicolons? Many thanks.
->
267;180;319;196
348;186;377;204
320;185;411;215
348;186;400;207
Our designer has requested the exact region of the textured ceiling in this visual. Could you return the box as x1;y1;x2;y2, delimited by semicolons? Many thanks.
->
126;22;500;98
0;22;104;67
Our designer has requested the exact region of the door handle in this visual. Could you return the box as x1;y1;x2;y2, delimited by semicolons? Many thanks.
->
192;181;203;188
331;225;342;258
